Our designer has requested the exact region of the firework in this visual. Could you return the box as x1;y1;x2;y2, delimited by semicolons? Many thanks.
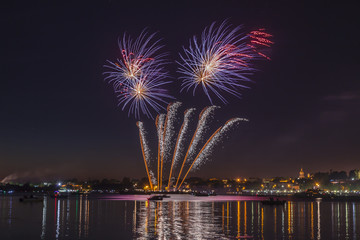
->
186;106;218;163
161;102;182;160
155;114;166;189
192;117;248;170
248;28;273;60
167;108;196;189
149;170;157;187
136;121;153;190
177;118;248;190
104;31;173;118
178;21;273;104
137;103;246;191
104;31;167;88
116;69;173;119
174;106;218;189
159;102;182;190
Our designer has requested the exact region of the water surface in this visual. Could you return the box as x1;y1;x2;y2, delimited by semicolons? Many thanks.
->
1;195;359;239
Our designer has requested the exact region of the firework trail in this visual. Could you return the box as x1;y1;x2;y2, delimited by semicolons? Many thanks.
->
104;31;173;119
167;108;196;189
178;21;273;104
192;117;248;169
137;104;247;191
155;114;166;189
186;106;219;162
159;102;182;190
177;118;248;190
136;121;153;190
156;114;166;155
174;106;218;189
162;102;182;161
149;170;157;187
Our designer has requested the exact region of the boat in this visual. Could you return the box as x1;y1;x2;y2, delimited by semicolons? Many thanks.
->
161;194;170;198
49;191;69;199
193;191;209;196
148;195;163;201
261;198;286;205
19;195;43;203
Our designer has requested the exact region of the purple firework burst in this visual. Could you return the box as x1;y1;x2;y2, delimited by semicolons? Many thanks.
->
104;30;173;118
178;21;273;104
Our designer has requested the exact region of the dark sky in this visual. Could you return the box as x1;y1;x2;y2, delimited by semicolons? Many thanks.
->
1;1;359;181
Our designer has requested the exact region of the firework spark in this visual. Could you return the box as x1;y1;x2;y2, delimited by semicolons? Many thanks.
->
161;102;182;161
116;69;173;119
174;106;218;189
192;118;248;169
167;108;196;189
149;170;157;187
136;121;153;190
104;31;173;119
155;114;166;189
104;31;167;88
248;28;273;60
178;21;273;104
177;118;248;190
186;106;219;162
137;105;247;191
159;102;182;190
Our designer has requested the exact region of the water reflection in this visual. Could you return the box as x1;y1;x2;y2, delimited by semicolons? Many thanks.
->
1;196;360;239
41;197;47;239
353;202;357;240
132;199;360;240
133;200;277;239
134;201;222;239
317;200;321;240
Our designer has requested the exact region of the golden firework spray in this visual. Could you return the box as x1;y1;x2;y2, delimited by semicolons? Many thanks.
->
137;122;153;190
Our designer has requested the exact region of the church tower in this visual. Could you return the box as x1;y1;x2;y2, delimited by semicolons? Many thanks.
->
299;168;305;179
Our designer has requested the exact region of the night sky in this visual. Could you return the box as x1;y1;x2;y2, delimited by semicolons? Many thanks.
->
1;1;359;181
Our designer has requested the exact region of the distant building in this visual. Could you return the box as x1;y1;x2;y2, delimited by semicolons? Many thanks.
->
299;168;305;179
